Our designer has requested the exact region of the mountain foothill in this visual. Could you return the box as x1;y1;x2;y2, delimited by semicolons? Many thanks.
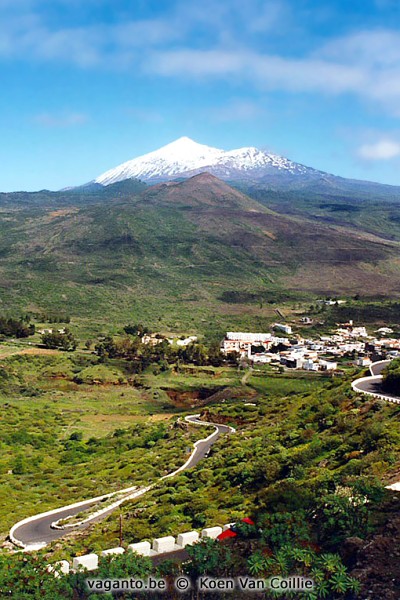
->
0;138;400;323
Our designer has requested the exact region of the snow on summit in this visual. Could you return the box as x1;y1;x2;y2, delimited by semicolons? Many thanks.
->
95;137;221;185
94;137;315;186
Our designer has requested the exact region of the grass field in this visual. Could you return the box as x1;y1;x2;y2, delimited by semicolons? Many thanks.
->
0;342;333;541
0;175;399;338
0;350;246;538
47;366;400;561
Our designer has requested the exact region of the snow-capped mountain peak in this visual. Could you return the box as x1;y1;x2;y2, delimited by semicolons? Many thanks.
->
95;137;223;186
94;137;319;186
150;136;222;160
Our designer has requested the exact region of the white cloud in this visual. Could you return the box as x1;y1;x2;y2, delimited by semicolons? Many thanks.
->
145;48;367;95
176;0;290;37
147;49;248;77
357;139;400;160
0;10;180;67
0;0;291;67
312;29;400;112
321;29;400;67
2;2;400;116
143;28;400;116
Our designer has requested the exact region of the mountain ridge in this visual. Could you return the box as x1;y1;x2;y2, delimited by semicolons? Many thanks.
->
0;172;399;330
135;172;272;211
93;136;322;186
91;137;400;198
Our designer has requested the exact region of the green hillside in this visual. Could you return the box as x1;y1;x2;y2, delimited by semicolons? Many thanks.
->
241;182;400;242
1;172;400;597
1;345;399;599
0;173;399;333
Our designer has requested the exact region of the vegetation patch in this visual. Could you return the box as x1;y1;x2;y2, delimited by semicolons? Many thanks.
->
382;358;400;394
73;364;127;385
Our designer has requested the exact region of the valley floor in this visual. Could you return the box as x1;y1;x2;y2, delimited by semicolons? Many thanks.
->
1;310;400;599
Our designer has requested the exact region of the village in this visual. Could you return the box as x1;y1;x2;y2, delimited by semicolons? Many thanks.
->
220;321;400;372
133;313;400;373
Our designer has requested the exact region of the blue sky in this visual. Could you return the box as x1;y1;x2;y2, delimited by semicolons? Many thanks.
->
1;0;400;190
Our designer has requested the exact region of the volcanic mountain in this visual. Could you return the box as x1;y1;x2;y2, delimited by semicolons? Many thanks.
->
1;162;400;331
136;172;267;210
92;138;400;231
4;172;397;320
94;136;322;186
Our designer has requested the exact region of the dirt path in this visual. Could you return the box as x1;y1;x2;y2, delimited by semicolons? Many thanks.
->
241;366;253;385
0;345;61;360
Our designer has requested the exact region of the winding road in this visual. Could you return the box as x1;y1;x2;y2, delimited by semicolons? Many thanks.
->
352;359;400;492
9;415;234;550
352;360;400;404
11;363;400;551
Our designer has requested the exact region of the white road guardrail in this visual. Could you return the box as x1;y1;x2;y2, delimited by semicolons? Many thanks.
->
352;360;400;404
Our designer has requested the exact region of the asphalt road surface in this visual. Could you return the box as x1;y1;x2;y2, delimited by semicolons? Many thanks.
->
352;360;400;401
181;415;233;470
11;499;101;547
370;360;390;377
11;416;233;548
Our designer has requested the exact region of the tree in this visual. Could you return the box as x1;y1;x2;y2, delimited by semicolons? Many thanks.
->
260;511;311;550
0;316;34;338
178;342;208;365
12;454;27;475
316;479;385;546
0;553;73;599
123;323;150;336
208;342;225;366
96;551;152;578
41;329;77;351
382;358;400;394
184;538;233;578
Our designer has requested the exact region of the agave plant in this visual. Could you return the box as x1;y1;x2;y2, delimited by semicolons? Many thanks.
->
247;551;266;576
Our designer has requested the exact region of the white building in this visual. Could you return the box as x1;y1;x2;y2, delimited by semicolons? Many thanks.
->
226;332;272;343
324;299;346;305
303;359;319;371
319;359;337;371
351;327;368;338
273;323;292;335
141;334;165;346
251;353;272;364
222;332;272;356
176;336;198;346
376;327;393;335
356;357;372;367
